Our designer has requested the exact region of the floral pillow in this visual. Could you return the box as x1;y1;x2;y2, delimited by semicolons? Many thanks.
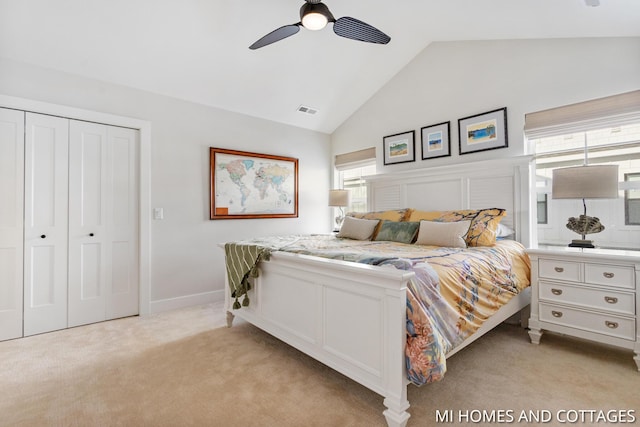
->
406;208;506;246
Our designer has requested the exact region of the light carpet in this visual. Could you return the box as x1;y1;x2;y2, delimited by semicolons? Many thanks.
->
1;302;638;426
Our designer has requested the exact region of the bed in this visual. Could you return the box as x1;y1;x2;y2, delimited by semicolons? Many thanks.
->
222;156;534;426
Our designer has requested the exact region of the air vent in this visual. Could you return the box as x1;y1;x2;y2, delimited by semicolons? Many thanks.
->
297;105;318;115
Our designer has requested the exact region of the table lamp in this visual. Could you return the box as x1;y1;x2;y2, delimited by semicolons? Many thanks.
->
552;165;619;248
329;189;350;229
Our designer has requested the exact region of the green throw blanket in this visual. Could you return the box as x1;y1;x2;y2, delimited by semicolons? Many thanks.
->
224;242;272;309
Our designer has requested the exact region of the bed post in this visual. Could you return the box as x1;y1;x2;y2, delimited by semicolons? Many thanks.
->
382;288;410;427
226;311;235;328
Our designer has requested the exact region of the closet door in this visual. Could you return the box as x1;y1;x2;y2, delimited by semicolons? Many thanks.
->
23;113;69;337
106;125;139;320
68;121;139;327
0;108;24;341
68;121;108;327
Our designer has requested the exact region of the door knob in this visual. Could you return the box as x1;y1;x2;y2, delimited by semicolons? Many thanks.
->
40;234;46;239
89;233;94;237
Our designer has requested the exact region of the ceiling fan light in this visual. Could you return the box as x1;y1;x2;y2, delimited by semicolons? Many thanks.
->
300;2;333;31
302;12;328;30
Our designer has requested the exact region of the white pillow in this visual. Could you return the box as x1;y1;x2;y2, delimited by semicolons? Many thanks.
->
496;223;515;237
337;216;380;240
415;220;471;248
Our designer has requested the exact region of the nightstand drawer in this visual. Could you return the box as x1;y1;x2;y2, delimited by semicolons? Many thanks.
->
539;259;581;282
539;282;635;316
585;264;635;289
539;303;635;341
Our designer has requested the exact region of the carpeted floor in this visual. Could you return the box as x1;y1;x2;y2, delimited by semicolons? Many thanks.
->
1;301;638;427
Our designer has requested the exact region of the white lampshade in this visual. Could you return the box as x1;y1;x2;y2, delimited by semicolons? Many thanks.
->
328;189;350;207
301;12;328;30
300;2;332;31
552;165;619;199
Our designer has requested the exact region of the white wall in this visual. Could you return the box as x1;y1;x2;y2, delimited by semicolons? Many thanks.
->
331;38;640;170
0;58;332;312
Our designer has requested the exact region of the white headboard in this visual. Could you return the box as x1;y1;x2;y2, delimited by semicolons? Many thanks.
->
365;156;535;247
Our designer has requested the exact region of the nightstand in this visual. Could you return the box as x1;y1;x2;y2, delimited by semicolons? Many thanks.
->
527;246;640;371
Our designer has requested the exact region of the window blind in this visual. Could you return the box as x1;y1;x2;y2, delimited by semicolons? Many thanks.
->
524;90;640;139
334;147;376;170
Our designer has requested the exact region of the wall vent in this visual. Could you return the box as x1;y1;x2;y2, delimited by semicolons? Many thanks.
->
297;105;318;115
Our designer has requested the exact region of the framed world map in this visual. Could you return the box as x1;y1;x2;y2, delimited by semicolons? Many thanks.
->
210;147;298;219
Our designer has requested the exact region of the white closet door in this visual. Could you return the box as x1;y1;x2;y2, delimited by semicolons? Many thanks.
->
68;121;139;327
0;108;25;341
106;126;139;320
68;121;109;327
24;113;69;337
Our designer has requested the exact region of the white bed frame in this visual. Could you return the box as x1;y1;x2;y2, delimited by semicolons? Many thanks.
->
224;156;535;426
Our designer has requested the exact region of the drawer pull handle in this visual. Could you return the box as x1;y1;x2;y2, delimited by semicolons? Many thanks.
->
551;289;563;295
551;311;563;318
603;272;615;279
605;321;619;329
554;267;564;273
604;296;618;304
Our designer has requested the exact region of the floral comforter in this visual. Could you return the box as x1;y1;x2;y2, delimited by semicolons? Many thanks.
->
229;234;530;386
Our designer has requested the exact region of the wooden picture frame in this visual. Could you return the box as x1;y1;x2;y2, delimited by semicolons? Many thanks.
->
383;130;415;165
458;107;508;155
420;121;451;160
210;147;298;219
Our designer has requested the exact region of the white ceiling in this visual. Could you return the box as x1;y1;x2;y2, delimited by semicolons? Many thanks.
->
1;0;639;134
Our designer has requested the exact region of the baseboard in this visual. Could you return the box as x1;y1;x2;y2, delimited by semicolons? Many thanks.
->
149;290;224;314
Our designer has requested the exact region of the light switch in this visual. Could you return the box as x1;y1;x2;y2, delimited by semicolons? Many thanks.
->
153;208;164;220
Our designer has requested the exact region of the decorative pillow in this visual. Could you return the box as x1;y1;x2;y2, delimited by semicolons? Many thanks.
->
374;221;420;244
415;220;471;248
496;223;515;238
347;208;410;222
407;208;506;247
337;216;380;240
347;209;411;239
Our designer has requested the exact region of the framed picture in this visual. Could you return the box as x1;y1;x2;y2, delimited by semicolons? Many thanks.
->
383;130;415;165
458;107;508;155
420;121;451;160
210;147;298;219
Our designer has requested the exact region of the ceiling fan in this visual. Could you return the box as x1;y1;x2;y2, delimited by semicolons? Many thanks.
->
249;0;391;50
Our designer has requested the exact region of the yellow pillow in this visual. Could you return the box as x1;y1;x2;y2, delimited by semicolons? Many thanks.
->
406;208;506;247
347;209;410;239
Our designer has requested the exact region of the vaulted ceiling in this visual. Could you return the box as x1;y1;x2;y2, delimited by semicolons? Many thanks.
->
1;0;639;133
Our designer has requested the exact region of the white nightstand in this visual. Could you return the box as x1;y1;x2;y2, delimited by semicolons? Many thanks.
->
527;246;640;371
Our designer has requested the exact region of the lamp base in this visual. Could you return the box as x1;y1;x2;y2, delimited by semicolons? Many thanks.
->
568;239;595;248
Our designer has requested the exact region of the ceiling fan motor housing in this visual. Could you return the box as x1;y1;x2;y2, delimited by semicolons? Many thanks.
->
300;2;335;23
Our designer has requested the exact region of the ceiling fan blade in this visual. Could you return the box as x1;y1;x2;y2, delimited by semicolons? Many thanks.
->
249;24;301;50
333;17;390;45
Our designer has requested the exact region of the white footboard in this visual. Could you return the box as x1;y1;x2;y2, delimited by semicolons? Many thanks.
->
225;251;414;427
224;250;531;426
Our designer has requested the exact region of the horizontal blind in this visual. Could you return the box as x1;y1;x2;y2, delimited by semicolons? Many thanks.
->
524;90;640;138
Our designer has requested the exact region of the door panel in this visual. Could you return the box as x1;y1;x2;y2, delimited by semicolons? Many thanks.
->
0;108;24;341
107;126;139;319
68;121;108;327
23;113;68;336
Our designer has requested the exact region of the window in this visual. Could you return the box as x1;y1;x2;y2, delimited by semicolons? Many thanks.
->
337;163;376;213
626;173;640;225
334;147;377;213
525;90;640;249
537;193;548;225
